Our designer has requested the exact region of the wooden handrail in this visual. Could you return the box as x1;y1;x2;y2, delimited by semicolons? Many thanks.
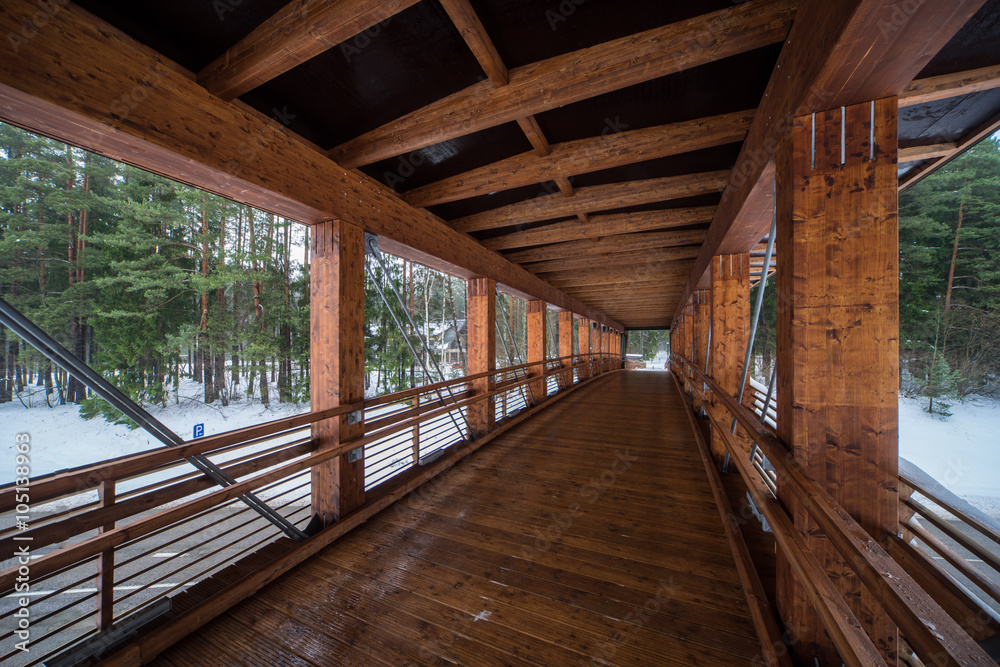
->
670;355;995;666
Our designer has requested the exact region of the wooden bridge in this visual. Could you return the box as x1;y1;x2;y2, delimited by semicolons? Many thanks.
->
1;0;1000;664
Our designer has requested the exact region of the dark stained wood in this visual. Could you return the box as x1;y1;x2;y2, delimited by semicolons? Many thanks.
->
517;116;551;156
527;299;547;405
672;0;988;326
452;172;730;233
467;277;496;437
197;0;423;101
709;253;750;463
526;246;702;275
483;208;716;251
775;100;900;664
405;111;754;208
311;220;366;525
329;0;796;167
0;0;620;330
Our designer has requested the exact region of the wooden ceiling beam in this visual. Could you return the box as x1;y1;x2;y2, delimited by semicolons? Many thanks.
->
526;247;702;274
0;0;621;330
452;171;729;233
898;142;958;163
329;0;796;167
439;0;508;86
900;63;1000;108
505;231;707;264
899;110;1000;191
672;0;988;326
198;0;421;101
405;111;754;208
547;268;695;289
482;207;716;251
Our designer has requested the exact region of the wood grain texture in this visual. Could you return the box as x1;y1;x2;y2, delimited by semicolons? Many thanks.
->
672;0;987;326
775;99;899;664
559;311;574;387
311;220;366;525
0;0;620;330
709;253;750;463
199;0;422;100
577;317;591;379
467;278;496;437
899;64;1000;107
329;0;796;167
452;172;729;233
527;300;547;405
405;111;753;208
505;229;708;264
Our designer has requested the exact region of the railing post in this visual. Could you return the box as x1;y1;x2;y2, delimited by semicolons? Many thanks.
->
467;277;496;436
96;479;115;630
775;98;899;664
412;392;420;462
310;219;365;527
527;300;546;404
709;253;751;464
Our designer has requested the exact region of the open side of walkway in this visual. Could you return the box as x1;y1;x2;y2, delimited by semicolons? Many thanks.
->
150;371;762;666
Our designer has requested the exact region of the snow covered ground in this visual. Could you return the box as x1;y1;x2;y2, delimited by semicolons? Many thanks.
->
2;379;998;518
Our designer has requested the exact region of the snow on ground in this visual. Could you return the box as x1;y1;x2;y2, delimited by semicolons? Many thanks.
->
899;395;1000;516
0;379;309;484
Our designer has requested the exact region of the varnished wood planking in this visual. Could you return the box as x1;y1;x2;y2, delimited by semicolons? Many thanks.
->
775;99;899;664
155;372;764;666
310;220;365;525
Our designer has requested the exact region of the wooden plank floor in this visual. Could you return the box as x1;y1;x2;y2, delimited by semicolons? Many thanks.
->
151;371;762;666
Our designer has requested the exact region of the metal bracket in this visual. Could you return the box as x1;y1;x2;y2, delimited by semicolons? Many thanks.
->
364;232;380;256
346;446;364;463
347;409;363;425
419;448;447;466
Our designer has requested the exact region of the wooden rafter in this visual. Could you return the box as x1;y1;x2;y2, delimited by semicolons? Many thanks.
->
900;63;1000;107
671;0;988;326
452;172;729;233
505;230;707;264
198;0;422;101
439;0;508;86
405;111;754;208
482;207;716;251
900;110;1000;191
517;116;551;156
0;0;620;330
899;143;958;163
329;0;796;167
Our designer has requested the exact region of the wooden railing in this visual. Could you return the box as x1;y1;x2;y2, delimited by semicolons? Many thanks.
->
0;351;622;666
671;354;996;667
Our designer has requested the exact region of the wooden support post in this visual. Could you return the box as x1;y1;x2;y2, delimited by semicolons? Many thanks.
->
559;311;574;387
578;317;591;379
96;480;115;630
311;219;365;527
527;300;547;404
467;277;496;437
775;98;899;665
710;253;751;463
692;290;710;411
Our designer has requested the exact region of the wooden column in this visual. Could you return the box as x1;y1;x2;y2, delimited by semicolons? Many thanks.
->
311;219;365;526
559;311;574;387
709;253;751;463
578;317;591;379
467;277;496;437
692;290;710;411
775;98;899;665
527;299;547;404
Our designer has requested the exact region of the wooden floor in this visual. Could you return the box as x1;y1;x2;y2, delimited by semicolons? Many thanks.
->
152;371;762;666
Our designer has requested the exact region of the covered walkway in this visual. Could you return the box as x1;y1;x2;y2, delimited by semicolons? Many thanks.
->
152;372;761;666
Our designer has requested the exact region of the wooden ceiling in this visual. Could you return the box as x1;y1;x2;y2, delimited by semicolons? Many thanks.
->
4;0;999;328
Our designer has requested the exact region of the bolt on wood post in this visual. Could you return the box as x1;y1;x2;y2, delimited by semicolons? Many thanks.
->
467;277;496;437
775;98;899;665
310;219;365;527
710;253;751;464
527;300;547;404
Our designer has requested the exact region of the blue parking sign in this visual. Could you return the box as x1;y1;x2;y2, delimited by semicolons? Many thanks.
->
193;423;205;439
